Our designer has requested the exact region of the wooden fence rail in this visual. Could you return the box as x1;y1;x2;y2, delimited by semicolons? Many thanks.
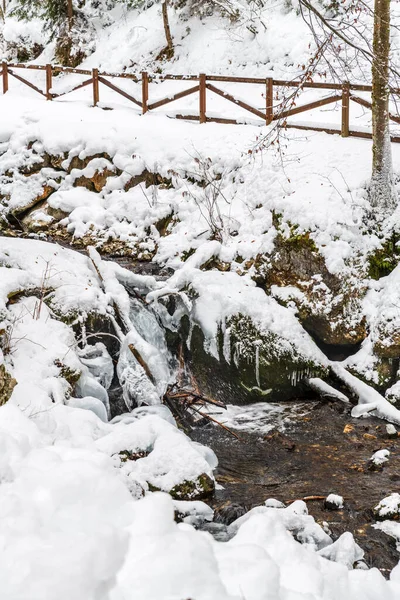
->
1;61;400;142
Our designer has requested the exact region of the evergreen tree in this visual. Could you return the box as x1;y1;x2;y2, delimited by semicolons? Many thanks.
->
11;0;73;28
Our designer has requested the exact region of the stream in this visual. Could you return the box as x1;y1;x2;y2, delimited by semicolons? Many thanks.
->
191;399;400;574
94;256;400;575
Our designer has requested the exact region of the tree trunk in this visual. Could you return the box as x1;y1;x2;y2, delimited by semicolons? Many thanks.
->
162;0;174;55
67;0;73;31
370;0;396;213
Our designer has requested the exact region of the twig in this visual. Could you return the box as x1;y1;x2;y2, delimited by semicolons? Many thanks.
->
286;495;326;503
190;405;243;441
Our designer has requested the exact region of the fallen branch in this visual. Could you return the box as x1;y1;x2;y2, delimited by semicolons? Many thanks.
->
190;404;243;441
286;495;326;504
128;343;156;386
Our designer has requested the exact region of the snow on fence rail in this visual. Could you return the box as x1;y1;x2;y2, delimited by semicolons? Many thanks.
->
2;61;400;141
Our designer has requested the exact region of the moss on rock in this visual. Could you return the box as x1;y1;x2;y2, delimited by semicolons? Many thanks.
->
169;473;215;500
0;364;16;406
368;236;400;280
181;315;326;406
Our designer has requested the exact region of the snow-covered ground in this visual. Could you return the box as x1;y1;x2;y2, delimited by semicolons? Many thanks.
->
1;1;400;597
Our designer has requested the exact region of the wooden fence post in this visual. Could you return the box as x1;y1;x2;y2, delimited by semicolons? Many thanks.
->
46;64;52;100
341;82;350;137
142;71;148;114
266;77;273;125
2;61;8;94
92;68;99;107
199;73;206;123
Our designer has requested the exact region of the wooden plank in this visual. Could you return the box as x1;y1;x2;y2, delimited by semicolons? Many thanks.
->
7;69;45;96
7;64;400;94
176;114;240;125
142;71;149;114
274;94;341;120
46;64;52;100
98;76;141;107
206;82;266;120
7;63;47;71
2;61;8;93
285;123;400;143
159;74;199;81
93;68;99;106
341;83;350;137
266;77;273;124
350;94;400;125
147;85;200;110
208;74;266;84
53;66;92;76
272;79;374;92
285;123;342;135
199;73;206;123
52;77;94;98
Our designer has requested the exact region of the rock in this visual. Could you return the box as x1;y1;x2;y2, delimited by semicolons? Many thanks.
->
124;169;173;192
181;315;327;406
21;203;55;232
169;473;215;500
343;424;355;434
324;493;344;510
68;153;112;173
264;430;296;451
74;166;116;193
118;450;149;463
11;184;56;218
214;502;249;525
386;424;398;439
362;433;377;441
258;227;367;348
374;493;400;521
367;449;390;472
0;364;17;406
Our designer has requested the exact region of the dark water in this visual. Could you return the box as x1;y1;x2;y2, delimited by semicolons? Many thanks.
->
191;399;400;574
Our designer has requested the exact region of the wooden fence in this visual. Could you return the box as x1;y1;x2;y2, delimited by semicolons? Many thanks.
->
2;61;400;142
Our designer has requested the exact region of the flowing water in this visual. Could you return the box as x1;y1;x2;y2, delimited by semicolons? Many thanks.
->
191;399;400;573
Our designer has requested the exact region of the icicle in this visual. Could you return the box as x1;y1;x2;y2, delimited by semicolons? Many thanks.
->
187;321;194;349
223;326;231;364
254;340;262;387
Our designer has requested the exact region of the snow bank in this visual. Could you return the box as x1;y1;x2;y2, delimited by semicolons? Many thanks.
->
0;237;109;318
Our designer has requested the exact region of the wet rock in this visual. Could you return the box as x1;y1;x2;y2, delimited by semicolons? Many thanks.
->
367;449;390;472
182;316;326;406
0;364;17;406
214;502;250;525
386;424;398;439
169;473;215;500
374;493;400;521
343;424;355;434
264;430;296;452
324;494;344;510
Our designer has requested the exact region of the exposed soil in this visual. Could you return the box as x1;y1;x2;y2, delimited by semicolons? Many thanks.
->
191;400;400;575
